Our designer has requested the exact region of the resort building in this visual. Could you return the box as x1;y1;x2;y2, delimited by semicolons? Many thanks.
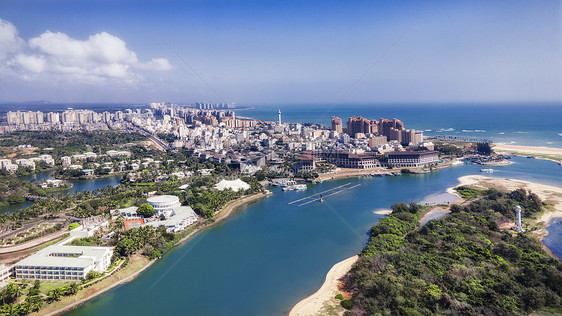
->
14;245;113;281
112;206;140;219
297;154;316;172
61;156;72;166
147;195;182;217
305;151;380;169
145;206;198;233
0;265;14;282
386;151;439;168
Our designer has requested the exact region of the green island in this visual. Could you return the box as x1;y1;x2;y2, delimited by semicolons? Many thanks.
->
340;188;562;316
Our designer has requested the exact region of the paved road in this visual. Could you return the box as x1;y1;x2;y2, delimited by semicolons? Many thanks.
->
0;229;68;254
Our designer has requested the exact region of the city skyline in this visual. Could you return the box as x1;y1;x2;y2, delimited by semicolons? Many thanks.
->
0;0;561;105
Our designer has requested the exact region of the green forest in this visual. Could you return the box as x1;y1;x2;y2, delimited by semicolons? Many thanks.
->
0;130;146;158
343;189;562;316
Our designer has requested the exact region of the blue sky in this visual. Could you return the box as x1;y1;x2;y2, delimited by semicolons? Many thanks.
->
0;0;560;105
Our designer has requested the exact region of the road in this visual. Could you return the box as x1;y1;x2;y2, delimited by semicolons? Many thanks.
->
128;126;170;151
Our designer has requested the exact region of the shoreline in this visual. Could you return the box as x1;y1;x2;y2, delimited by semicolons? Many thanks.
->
449;175;562;259
289;255;359;316
37;191;269;316
493;144;562;163
291;174;562;316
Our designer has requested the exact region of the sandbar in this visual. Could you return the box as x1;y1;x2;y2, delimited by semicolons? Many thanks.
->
493;144;562;162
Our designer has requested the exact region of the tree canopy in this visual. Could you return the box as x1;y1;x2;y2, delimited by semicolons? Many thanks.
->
136;203;156;218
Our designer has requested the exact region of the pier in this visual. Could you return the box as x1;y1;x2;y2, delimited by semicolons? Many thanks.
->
288;183;361;207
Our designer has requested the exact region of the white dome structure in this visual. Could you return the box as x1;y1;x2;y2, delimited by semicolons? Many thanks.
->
147;195;181;213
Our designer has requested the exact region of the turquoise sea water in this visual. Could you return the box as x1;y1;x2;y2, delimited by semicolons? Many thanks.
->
69;157;562;316
238;103;562;148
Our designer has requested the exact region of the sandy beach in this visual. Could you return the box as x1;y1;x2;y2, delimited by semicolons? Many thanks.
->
289;255;359;316
493;144;562;162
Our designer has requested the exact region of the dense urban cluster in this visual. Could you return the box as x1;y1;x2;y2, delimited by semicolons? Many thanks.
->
1;102;442;180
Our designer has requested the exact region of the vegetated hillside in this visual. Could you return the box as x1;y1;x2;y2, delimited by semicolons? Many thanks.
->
342;189;562;316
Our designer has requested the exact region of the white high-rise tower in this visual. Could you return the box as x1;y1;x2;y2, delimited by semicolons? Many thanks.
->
278;109;282;125
515;205;523;232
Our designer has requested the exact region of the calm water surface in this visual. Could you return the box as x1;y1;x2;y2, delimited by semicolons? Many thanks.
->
69;157;562;316
1;172;122;214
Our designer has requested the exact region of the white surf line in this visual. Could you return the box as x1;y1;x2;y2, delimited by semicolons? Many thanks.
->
296;184;361;207
288;183;354;205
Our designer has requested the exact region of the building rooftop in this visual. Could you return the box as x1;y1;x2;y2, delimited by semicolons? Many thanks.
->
15;245;113;269
146;195;179;203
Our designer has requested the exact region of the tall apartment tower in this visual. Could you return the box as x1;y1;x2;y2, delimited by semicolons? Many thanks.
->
331;116;343;134
278;109;282;125
347;116;370;138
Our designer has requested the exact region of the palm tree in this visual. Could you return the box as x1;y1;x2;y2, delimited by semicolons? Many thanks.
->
66;282;80;295
25;295;43;312
47;288;62;302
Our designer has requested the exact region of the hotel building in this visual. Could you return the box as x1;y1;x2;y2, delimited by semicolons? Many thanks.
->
386;151;439;168
14;245;113;281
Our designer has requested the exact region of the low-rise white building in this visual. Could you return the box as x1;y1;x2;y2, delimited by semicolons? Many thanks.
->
145;206;198;233
15;159;35;170
111;206;140;219
147;195;182;217
61;156;72;166
14;245;113;281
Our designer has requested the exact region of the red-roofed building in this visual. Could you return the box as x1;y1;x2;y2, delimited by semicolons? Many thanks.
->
124;219;145;230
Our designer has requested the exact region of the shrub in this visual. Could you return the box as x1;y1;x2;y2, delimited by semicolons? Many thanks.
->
335;293;344;300
340;299;353;310
68;223;80;230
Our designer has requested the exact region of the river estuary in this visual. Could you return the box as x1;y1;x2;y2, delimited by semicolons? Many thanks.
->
62;156;562;316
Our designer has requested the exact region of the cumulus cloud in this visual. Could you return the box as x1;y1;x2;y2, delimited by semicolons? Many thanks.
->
0;18;171;85
0;19;24;59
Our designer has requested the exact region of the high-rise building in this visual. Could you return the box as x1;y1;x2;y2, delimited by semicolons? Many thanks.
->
331;116;343;134
347;116;371;138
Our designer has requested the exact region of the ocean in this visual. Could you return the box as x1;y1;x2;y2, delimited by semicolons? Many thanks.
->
1;102;561;148
238;103;562;148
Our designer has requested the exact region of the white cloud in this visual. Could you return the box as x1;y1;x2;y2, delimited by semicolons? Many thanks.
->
0;19;24;59
14;54;46;73
0;18;171;85
140;58;173;71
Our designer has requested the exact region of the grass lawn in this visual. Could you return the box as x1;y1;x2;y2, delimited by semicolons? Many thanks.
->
39;281;69;294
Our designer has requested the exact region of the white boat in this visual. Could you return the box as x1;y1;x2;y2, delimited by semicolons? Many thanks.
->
480;168;494;173
282;184;307;191
279;180;297;187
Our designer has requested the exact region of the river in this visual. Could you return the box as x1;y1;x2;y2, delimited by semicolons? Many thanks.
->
68;156;562;316
0;171;122;215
